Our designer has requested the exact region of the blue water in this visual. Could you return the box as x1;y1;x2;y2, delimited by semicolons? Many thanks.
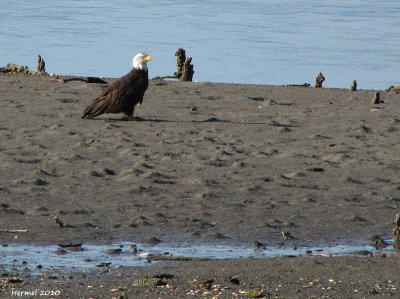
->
1;0;400;89
0;241;397;274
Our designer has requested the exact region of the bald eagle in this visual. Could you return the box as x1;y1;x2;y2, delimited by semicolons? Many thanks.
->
81;53;152;120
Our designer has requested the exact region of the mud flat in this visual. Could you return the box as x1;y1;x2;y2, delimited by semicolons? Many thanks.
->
1;73;400;297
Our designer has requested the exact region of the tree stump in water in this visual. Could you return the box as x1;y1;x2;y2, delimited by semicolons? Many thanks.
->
37;55;46;74
315;72;325;88
371;92;383;104
349;80;357;92
182;57;194;81
174;48;194;81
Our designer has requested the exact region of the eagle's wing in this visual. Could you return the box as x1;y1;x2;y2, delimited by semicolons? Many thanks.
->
81;76;133;119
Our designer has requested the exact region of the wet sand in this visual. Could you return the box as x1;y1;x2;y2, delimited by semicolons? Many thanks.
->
1;73;400;297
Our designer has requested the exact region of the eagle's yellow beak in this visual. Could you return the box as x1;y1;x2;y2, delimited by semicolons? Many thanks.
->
144;56;152;62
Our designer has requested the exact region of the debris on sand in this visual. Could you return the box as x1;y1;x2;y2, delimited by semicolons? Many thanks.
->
315;72;325;88
54;216;64;227
133;277;168;287
386;85;400;92
1;55;47;75
393;213;400;249
1;63;33;74
349;80;357;92
286;83;310;87
369;235;389;249
7;277;24;284
281;230;295;240
54;216;76;228
60;76;108;84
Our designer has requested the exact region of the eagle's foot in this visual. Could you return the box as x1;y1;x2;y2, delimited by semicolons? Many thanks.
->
121;115;143;121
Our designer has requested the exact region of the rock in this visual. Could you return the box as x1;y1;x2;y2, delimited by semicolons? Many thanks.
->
306;167;325;172
281;230;295;240
254;241;265;249
106;248;122;255
7;277;24;283
133;278;167;287
153;273;174;279
369;235;389;249
104;168;115;175
230;276;240;285
56;249;68;255
144;237;162;245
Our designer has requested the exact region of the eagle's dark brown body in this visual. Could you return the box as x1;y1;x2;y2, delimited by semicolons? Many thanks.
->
81;68;148;119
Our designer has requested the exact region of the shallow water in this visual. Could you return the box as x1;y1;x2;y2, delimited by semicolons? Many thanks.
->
0;241;397;274
1;1;400;89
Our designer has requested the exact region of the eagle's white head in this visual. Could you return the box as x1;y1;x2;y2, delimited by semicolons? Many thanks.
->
133;52;152;71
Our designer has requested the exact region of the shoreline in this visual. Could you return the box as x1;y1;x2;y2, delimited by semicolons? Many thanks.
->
1;70;395;91
1;73;400;297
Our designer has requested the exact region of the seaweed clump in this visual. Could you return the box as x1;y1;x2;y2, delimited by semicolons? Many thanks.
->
315;72;325;88
174;48;194;81
1;63;33;74
133;277;168;287
386;85;400;92
1;54;46;75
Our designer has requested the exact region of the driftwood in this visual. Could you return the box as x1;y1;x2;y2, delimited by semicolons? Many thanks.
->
62;77;108;83
0;229;28;233
146;254;212;261
286;83;310;87
54;216;75;228
48;76;108;84
54;216;64;227
152;75;176;80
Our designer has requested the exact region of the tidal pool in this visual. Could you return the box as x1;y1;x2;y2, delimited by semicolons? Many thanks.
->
0;240;397;275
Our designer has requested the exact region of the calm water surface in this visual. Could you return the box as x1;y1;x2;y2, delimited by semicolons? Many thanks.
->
1;241;397;273
1;0;399;89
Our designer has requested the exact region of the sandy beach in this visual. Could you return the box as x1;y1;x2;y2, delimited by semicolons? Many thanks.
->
1;73;400;298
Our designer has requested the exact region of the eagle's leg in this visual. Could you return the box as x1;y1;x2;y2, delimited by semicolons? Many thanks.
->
121;112;142;121
121;115;136;121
